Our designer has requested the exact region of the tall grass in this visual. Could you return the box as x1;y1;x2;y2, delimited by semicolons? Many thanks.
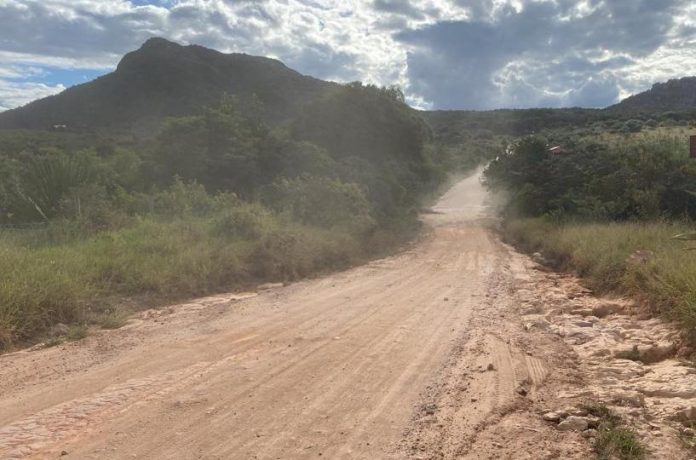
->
504;218;696;342
0;207;415;350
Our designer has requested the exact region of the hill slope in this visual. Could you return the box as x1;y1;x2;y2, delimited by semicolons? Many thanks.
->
608;76;696;114
0;38;333;130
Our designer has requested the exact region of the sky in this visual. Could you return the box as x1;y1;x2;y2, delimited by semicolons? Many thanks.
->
1;0;696;111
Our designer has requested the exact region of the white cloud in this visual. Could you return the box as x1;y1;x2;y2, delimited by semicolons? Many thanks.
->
0;79;65;111
397;0;695;108
0;0;694;110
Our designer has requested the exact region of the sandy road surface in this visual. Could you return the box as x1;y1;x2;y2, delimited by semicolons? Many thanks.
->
0;171;593;459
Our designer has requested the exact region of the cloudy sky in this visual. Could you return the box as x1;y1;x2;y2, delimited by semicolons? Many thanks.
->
1;0;696;111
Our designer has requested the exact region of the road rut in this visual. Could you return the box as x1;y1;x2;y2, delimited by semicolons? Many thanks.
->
1;172;591;459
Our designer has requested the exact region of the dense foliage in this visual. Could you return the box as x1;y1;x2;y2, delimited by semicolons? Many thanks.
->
0;83;450;349
485;134;696;221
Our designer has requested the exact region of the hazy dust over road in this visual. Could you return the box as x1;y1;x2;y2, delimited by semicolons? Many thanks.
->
1;171;592;459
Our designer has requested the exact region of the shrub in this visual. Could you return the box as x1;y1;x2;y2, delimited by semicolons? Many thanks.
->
485;133;696;221
152;179;238;217
66;324;89;341
95;308;130;330
262;176;375;232
212;203;273;240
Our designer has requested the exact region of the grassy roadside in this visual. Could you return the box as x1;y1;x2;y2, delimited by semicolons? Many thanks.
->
0;208;419;351
502;218;696;344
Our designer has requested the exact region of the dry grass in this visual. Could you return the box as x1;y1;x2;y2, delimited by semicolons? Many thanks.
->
504;218;696;342
0;210;417;351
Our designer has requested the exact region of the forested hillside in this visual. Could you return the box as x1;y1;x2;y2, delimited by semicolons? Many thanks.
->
608;76;696;115
0;38;333;131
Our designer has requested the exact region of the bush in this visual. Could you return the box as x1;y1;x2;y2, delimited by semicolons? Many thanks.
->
485;133;696;221
0;241;94;348
151;179;238;217
621;119;643;133
262;176;376;233
212;203;273;240
249;225;358;281
58;184;132;232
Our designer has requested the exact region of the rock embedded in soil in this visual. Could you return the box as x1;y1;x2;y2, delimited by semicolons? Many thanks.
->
640;342;677;364
582;429;597;438
557;416;589;432
564;407;588;417
518;252;696;457
592;303;624;318
673;406;696;425
542;412;562;422
523;316;550;331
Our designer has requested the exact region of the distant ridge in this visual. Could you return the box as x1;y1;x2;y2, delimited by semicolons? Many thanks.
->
3;38;696;132
608;76;696;114
0;38;333;130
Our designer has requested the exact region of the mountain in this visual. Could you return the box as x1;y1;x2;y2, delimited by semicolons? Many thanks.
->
0;38;333;131
608;76;696;114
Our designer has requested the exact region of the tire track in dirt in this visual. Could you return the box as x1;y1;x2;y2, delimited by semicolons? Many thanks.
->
0;170;599;459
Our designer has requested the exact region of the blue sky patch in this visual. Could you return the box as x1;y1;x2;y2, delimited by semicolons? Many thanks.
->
17;67;108;88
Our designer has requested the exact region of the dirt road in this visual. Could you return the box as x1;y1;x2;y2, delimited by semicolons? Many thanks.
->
0;172;594;459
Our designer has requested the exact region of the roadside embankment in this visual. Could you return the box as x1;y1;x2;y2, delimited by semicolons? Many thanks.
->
502;218;696;348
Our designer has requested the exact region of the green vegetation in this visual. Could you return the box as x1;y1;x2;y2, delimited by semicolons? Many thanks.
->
503;218;696;343
0;204;380;348
0;37;332;131
66;324;89;341
8;37;696;356
596;425;646;459
583;404;646;460
484;126;696;342
486;132;696;221
608;76;696;116
94;308;131;330
0;83;453;350
681;424;696;453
